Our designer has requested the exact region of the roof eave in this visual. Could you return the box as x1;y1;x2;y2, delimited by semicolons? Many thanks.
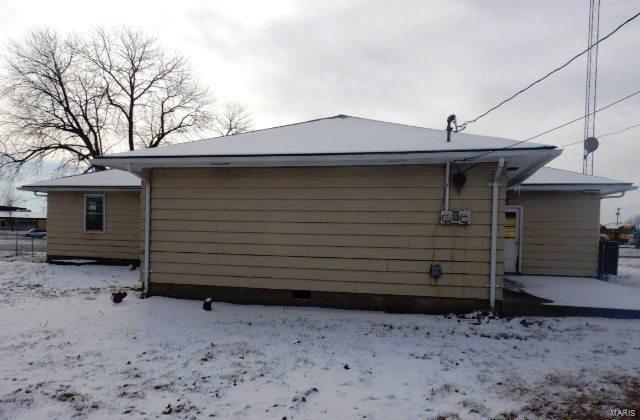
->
506;150;562;186
512;184;637;195
91;147;558;170
18;186;141;192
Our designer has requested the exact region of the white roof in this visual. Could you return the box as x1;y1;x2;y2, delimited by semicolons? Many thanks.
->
20;169;141;192
523;167;632;185
95;115;553;159
517;167;636;195
0;211;46;219
92;115;560;185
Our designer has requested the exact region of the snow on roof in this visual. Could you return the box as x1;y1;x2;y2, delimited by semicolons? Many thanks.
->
515;166;636;195
523;166;633;185
0;211;46;219
20;169;141;191
95;115;554;159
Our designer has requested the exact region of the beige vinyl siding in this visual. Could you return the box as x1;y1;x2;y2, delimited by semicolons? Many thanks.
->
507;190;600;277
148;164;505;300
47;191;140;260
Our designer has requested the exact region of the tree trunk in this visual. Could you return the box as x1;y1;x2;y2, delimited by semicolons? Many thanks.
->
128;102;135;151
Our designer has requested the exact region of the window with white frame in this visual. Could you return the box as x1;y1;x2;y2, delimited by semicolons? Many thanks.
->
84;194;105;232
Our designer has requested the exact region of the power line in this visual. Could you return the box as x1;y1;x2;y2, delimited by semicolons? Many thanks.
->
457;9;640;131
558;121;640;149
522;88;640;143
457;87;640;166
603;205;640;210
600;122;640;138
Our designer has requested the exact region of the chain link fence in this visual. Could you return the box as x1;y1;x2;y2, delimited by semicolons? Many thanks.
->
0;231;47;257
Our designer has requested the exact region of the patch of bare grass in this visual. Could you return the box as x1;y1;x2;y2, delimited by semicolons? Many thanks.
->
522;372;640;419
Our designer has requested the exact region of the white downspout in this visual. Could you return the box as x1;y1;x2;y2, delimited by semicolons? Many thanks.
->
126;164;151;297
444;161;451;212
490;158;505;311
143;179;151;296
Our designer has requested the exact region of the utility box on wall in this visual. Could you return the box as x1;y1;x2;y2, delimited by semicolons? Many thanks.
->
440;210;472;225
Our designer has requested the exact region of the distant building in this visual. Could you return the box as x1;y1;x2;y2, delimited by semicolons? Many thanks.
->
0;206;28;212
0;211;47;231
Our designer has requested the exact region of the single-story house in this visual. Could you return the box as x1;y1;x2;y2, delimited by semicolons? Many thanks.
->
20;169;141;264
21;115;636;313
0;211;47;231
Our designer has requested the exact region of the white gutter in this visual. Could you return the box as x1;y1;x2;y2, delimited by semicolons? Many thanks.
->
513;185;635;193
490;157;505;312
19;187;140;192
91;148;560;170
444;161;451;212
602;190;634;199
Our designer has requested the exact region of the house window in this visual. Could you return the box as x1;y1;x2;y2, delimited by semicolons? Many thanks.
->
85;195;105;232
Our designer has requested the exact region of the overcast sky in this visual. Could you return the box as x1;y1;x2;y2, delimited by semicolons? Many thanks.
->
1;0;638;222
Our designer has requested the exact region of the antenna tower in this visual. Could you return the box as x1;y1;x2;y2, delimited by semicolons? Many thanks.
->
583;0;601;175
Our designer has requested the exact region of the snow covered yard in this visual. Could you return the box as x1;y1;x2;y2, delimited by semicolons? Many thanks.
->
1;258;639;419
612;255;640;289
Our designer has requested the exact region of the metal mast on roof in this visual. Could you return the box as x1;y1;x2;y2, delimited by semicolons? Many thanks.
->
583;0;601;175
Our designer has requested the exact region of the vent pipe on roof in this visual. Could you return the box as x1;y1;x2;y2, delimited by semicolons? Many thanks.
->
446;115;458;142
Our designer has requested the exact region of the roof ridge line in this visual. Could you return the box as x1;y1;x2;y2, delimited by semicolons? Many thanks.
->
97;114;542;159
95;115;352;158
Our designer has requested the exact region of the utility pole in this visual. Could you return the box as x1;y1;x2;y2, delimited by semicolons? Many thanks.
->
615;208;621;225
583;0;601;175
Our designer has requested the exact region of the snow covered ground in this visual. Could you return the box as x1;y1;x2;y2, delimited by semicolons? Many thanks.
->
613;255;640;289
509;276;640;310
506;256;640;310
1;257;639;419
619;245;640;259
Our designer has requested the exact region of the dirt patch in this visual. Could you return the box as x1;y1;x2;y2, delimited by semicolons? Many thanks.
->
521;372;640;419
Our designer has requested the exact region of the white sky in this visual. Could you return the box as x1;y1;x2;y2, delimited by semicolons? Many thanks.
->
1;0;639;223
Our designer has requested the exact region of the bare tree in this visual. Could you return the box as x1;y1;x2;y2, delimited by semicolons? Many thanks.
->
141;69;213;148
0;29;109;174
212;102;253;136
1;180;18;206
87;28;212;150
625;215;640;229
1;184;20;231
0;27;249;178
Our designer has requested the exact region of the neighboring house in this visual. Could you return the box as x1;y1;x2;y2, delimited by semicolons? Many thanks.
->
0;205;28;212
0;211;47;231
20;170;141;264
506;167;635;277
20;115;636;313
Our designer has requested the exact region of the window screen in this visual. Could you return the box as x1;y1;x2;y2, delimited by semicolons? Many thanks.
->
85;195;104;232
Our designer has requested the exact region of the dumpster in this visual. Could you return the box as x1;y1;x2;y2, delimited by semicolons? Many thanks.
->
598;240;619;279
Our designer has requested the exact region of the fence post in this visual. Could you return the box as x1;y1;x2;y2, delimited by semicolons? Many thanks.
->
31;236;34;257
14;232;18;256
